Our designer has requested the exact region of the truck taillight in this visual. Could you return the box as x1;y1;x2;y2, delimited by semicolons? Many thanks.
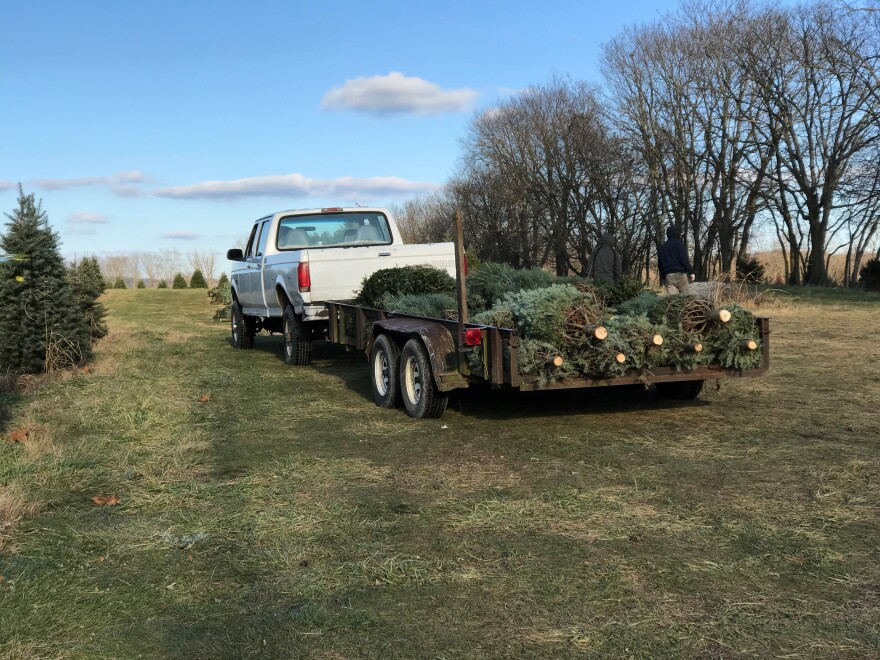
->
461;328;482;346
298;262;311;292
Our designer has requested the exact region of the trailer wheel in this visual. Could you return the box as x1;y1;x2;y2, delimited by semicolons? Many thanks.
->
399;338;448;419
370;334;401;408
282;305;312;366
231;301;254;349
656;380;704;400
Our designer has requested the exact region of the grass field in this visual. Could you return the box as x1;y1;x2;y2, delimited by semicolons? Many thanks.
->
1;289;879;659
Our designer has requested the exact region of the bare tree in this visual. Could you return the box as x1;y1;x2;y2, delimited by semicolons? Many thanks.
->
187;249;217;285
747;3;880;284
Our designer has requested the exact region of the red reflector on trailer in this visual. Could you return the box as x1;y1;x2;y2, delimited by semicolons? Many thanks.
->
297;262;311;291
462;328;482;346
321;207;343;212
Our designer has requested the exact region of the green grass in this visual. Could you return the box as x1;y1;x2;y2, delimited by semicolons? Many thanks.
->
769;284;880;306
1;288;879;658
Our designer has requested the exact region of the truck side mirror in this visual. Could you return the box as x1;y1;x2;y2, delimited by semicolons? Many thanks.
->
227;248;244;261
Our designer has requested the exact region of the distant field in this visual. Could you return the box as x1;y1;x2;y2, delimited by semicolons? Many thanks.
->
1;289;879;658
753;250;855;284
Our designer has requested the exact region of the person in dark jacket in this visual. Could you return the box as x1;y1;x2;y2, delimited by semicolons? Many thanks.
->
588;231;622;283
657;226;694;294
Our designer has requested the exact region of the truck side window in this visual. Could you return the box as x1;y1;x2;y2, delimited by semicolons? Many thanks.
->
244;223;259;258
256;220;271;256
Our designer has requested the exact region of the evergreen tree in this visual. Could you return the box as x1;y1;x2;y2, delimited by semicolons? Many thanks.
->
172;273;188;289
189;268;208;289
217;272;229;287
0;187;91;374
68;256;108;341
113;277;126;289
157;280;168;289
136;279;146;289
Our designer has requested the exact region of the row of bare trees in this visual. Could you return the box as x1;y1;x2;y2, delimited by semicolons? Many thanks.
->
93;249;219;288
395;0;880;285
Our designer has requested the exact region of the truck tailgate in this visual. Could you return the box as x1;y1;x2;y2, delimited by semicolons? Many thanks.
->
306;243;457;302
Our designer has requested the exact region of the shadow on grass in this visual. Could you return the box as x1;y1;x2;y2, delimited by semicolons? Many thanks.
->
242;332;712;421
0;389;24;436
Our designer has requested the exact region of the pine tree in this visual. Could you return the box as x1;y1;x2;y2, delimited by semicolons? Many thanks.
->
136;279;146;289
68;256;108;341
189;268;208;289
157;280;168;289
0;187;91;374
113;277;126;289
217;272;229;287
172;273;188;289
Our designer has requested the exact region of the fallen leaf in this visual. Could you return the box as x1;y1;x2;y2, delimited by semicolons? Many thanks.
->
198;394;211;402
81;366;91;374
91;494;120;506
98;556;105;562
8;428;29;443
187;554;193;561
0;576;5;583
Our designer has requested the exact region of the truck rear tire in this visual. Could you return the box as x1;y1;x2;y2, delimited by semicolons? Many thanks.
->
656;380;704;400
231;301;255;349
399;338;448;419
370;334;401;408
283;305;312;365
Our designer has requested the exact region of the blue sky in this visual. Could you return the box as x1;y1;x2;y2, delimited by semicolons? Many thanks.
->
0;0;681;258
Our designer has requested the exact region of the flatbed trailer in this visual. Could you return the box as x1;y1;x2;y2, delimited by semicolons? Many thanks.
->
326;300;770;419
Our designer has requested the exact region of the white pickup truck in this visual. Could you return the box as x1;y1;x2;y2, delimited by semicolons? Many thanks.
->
226;207;456;365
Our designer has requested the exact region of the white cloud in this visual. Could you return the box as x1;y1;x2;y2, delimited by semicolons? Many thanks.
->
160;230;201;240
154;172;440;200
321;72;478;116
68;211;109;224
30;171;151;196
67;226;99;236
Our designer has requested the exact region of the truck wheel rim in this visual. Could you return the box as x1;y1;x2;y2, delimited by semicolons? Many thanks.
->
232;314;239;342
284;319;292;356
374;350;389;396
404;356;421;404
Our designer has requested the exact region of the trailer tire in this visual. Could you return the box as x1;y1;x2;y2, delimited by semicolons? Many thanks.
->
231;301;255;349
282;305;312;366
370;334;401;408
399;338;448;419
656;380;704;400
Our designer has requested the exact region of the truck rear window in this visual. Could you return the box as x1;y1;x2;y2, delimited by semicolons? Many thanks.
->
275;212;392;250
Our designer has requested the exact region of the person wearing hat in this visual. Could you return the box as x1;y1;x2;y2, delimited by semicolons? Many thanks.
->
586;231;622;283
658;226;695;294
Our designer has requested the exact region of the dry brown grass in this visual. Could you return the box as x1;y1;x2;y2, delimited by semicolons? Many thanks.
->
0;484;41;551
755;249;849;284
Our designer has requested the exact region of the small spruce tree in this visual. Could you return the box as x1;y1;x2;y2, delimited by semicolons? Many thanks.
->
157;280;168;289
172;273;188;289
113;277;127;289
0;187;91;374
136;279;146;289
217;272;229;287
859;258;880;291
68;256;108;341
189;268;208;289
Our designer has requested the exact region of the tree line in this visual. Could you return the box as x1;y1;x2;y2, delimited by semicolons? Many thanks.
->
392;0;880;286
95;249;218;289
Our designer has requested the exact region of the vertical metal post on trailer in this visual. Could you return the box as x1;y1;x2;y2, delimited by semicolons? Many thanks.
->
453;209;469;329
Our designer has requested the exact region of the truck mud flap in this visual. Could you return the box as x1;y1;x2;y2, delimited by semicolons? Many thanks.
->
373;319;467;392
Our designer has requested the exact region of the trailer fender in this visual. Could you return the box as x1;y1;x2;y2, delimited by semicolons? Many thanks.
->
372;319;468;392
